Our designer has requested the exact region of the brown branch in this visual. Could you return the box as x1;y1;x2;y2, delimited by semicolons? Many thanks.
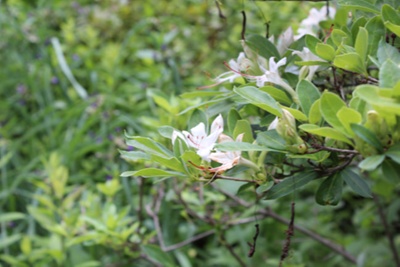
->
215;0;226;19
219;231;247;267
279;202;295;267
241;11;246;40
373;194;400;267
213;184;358;264
247;224;260;257
307;144;359;155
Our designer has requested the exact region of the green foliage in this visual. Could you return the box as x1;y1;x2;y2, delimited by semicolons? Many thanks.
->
2;0;400;267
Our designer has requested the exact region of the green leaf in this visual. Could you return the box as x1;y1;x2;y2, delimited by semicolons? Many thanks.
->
316;173;343;206
255;181;273;195
299;124;353;145
234;86;282;116
365;16;385;57
228;109;242;135
215;142;277;152
264;170;318;200
233;120;254;143
355;85;400;115
288;151;330;163
351;124;383;152
341;168;372;198
351;17;367;40
333;53;367;75
283;107;308;122
381;159;400;183
349;97;368;119
379;60;400;88
0;213;26;223
309;99;322;125
381;4;400;25
142;244;175;267
245;34;280;60
377;40;400;66
320;91;346;133
331;29;351;47
259;86;291;106
125;136;173;158
355;27;368;62
385;144;400;164
385;21;400;37
256;131;287;151
338;0;380;14
120;168;185;178
336;107;362;137
158;126;174;139
305;34;322;56
180;91;225;98
296;80;321;118
188;109;207;130
315;43;336;61
358;155;385;171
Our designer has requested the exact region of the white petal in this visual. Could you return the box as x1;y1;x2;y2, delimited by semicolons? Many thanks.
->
268;117;279;130
210;114;224;135
172;130;187;145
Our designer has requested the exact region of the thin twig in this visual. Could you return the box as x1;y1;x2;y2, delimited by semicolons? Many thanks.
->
308;144;359;155
279;202;295;267
213;184;358;264
247;224;260;257
241;10;246;40
215;0;226;19
373;194;400;267
219;231;247;267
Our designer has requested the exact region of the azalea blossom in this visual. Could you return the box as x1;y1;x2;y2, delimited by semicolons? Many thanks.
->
295;6;336;40
269;27;294;56
213;52;252;85
172;114;224;161
208;133;244;173
292;47;325;80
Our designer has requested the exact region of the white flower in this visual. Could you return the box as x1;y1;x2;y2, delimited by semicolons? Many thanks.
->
292;47;325;80
254;57;292;90
295;6;336;40
214;52;251;85
268;117;279;131
208;133;244;173
269;27;294;56
174;114;224;161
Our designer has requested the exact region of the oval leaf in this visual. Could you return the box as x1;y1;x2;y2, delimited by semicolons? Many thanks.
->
316;173;343;206
341;168;372;198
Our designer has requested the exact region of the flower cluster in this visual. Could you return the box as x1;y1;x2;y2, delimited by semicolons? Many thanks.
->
172;115;244;173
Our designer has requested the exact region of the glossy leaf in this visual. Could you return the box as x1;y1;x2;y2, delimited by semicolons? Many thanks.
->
228;109;242;135
333;53;367;75
358;155;385;171
355;85;400;115
309;99;322;125
338;0;380;14
283;107;308;122
350;124;383;152
379;60;400;88
330;29;351;47
234;86;282;116
355;27;368;62
365;16;386;56
299;124;353;145
245;34;280;60
233;120;254;143
320;91;346;133
336;107;362;137
315;43;336;61
377;40;400;66
264;171;318;200
341;168;372;198
305;34;321;55
381;4;400;24
120;168;185;178
256;130;287;151
259;86;291;106
215;141;276;152
296;79;321;117
256;181;274;194
316;173;343;206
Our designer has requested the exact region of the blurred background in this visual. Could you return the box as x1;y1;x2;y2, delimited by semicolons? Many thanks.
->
1;0;396;266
